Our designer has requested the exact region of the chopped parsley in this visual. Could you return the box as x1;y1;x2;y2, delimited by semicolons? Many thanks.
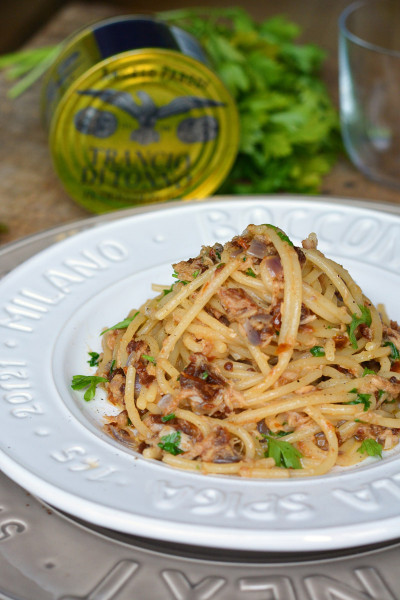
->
347;305;372;349
378;389;386;400
200;371;209;380
142;354;156;364
71;374;108;402
161;413;176;422
158;431;183;455
264;224;294;246
310;345;325;357
268;430;290;437
192;269;200;279
172;270;189;285
109;359;115;376
362;367;376;377
245;267;256;278
384;341;400;361
347;388;371;411
100;312;139;335
263;435;302;469
357;439;383;458
87;351;100;367
242;255;247;262
162;284;174;297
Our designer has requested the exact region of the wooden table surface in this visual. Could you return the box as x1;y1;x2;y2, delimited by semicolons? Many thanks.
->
1;0;400;249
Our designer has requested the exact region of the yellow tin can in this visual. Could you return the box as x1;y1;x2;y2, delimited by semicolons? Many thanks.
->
41;16;239;213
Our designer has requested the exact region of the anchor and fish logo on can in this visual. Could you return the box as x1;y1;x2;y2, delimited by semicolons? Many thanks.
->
74;89;223;145
42;17;239;213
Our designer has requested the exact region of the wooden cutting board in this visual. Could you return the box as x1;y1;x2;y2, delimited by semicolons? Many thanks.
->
1;0;399;248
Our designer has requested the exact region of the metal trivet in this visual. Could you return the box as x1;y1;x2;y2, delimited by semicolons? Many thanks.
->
1;199;400;600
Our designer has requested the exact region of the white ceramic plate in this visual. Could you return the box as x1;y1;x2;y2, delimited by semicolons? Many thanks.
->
1;196;400;552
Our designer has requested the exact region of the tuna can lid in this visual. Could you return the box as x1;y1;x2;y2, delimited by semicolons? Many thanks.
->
49;48;239;212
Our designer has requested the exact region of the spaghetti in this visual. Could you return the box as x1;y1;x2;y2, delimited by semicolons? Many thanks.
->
90;224;400;477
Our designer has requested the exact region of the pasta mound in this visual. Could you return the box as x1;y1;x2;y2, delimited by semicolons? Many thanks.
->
92;224;400;477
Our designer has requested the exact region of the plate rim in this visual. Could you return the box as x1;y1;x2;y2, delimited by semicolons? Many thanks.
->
2;194;400;552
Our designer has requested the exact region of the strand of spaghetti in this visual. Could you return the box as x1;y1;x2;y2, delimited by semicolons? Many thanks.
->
124;365;151;437
361;412;400;428
195;308;237;339
238;466;291;478
116;312;146;367
98;341;113;376
286;355;364;377
303;248;361;316
136;380;157;410
281;424;320;444
240;228;303;396
217;421;256;459
228;392;354;425
173;408;211;437
158;259;241;360
156;357;180;381
243;369;322;406
162;454;247;474
349;346;391;363
336;439;363;466
292;406;338;477
365;300;383;350
320;402;360;414
230;270;270;293
302;282;351;324
155;359;177;396
303;267;323;284
155;266;216;321
328;259;363;305
245;341;271;375
186;322;228;341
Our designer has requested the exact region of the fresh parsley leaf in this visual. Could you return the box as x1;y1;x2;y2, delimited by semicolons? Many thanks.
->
158;9;341;196
362;367;376;376
310;345;325;357
245;267;256;277
162;284;174;297
384;341;400;361
264;224;294;246
200;371;209;380
71;374;107;402
347;305;371;349
109;359;115;375
347;389;371;412
193;269;200;278
87;351;100;367
142;354;156;364
357;439;382;458
263;436;302;468
100;312;139;335
161;413;176;422
158;431;183;455
242;255;247;262
378;389;385;400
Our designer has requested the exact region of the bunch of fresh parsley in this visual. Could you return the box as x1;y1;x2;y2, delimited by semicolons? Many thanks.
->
159;8;342;194
0;8;341;195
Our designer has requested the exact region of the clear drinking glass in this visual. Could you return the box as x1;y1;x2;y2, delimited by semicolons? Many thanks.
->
339;0;400;188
